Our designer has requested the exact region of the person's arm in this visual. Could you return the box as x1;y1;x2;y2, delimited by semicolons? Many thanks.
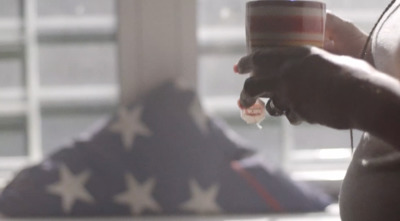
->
236;46;400;148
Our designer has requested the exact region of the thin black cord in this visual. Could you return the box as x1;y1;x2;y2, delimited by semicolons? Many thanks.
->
351;0;397;152
350;129;354;152
360;0;397;59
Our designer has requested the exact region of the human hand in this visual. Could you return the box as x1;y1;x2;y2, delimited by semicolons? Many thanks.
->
324;12;368;58
236;46;377;129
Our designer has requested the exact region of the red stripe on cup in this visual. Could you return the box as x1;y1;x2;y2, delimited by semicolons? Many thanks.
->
249;15;324;34
250;39;324;48
246;1;326;51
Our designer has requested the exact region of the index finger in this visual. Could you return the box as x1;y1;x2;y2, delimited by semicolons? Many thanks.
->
239;76;279;108
235;47;311;75
235;54;254;74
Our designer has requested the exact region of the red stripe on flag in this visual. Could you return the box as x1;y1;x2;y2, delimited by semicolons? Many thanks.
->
231;161;285;212
249;15;324;34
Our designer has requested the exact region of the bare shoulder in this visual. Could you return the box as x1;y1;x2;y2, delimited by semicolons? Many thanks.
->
373;1;400;78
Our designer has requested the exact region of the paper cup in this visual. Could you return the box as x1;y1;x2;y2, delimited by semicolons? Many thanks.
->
246;0;326;51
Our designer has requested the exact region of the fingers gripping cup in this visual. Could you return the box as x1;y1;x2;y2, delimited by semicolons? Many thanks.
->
246;0;326;51
240;0;326;126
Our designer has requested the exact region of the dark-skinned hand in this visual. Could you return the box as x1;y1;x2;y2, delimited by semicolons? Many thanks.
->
236;46;386;130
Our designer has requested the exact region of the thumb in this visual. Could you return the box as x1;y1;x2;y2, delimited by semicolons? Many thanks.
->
324;11;345;50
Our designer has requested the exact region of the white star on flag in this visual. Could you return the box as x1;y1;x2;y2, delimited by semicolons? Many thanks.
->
180;179;222;214
46;164;94;213
109;106;152;151
114;174;161;215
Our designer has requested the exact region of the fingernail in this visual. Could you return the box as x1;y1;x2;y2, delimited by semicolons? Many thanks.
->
237;99;244;109
233;64;239;73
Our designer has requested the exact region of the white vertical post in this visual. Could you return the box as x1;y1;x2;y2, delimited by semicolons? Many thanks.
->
23;0;43;162
117;0;197;105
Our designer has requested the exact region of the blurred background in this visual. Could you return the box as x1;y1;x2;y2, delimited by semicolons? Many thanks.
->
0;0;391;202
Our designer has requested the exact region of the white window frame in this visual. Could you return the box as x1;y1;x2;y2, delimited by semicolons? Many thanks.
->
0;0;118;187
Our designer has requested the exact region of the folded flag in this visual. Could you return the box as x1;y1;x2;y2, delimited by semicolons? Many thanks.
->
0;82;331;217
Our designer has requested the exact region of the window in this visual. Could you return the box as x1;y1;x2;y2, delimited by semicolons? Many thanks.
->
0;0;393;197
0;0;118;186
197;0;392;196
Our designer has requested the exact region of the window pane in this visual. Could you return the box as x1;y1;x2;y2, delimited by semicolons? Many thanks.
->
0;0;20;18
41;109;114;155
198;53;247;97
38;0;119;157
0;58;23;88
39;42;118;86
0;0;24;157
229;118;283;165
323;0;392;9
0;0;23;90
198;0;245;27
0;118;26;156
38;0;115;17
293;125;363;150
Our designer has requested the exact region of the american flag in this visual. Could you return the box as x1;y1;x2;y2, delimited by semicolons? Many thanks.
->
0;82;331;217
